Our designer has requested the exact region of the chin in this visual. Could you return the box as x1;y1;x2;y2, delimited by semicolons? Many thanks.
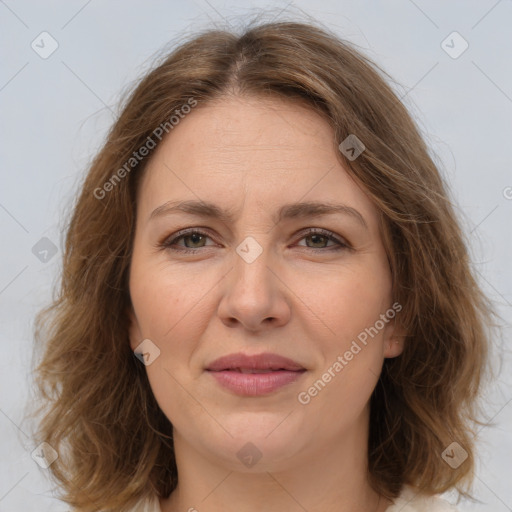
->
198;415;308;471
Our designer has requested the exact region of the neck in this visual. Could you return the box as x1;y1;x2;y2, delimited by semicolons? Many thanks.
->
160;415;392;512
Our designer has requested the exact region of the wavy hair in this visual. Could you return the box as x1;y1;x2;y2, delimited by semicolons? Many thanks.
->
31;17;494;511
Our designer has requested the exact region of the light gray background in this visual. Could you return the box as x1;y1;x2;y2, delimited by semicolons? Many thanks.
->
0;1;511;510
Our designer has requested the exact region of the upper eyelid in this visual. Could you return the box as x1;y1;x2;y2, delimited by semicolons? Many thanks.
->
164;227;217;244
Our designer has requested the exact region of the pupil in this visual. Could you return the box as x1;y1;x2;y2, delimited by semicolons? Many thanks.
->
309;234;326;248
188;234;204;247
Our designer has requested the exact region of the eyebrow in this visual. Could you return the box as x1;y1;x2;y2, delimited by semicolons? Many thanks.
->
148;199;368;229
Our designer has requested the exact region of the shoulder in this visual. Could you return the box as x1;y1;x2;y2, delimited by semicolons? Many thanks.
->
386;485;461;512
127;487;460;512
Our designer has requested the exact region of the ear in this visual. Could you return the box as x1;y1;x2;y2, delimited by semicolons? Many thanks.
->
128;304;144;352
383;334;406;358
383;316;407;359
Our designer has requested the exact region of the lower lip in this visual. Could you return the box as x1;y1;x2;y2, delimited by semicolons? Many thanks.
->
207;369;306;396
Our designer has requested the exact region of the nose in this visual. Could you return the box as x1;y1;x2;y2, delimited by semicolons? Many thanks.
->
217;241;291;332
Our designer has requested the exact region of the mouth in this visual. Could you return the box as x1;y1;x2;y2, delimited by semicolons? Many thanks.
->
216;367;296;374
206;352;305;372
205;352;306;396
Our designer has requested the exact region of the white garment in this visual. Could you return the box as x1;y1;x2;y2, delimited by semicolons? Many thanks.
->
134;485;460;511
386;485;460;511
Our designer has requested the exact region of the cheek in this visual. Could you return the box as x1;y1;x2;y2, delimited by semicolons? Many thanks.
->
292;258;392;406
295;277;388;429
144;361;210;439
129;258;218;342
129;261;216;415
293;261;392;346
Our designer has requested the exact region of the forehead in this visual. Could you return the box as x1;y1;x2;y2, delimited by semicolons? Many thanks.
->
137;95;379;227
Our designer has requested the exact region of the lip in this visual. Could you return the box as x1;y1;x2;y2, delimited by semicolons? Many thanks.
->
206;352;305;372
205;352;307;396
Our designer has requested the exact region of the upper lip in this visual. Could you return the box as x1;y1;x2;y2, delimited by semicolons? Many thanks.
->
206;352;306;372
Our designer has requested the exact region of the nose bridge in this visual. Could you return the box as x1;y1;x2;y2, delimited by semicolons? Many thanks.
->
232;233;273;298
230;198;276;285
217;232;290;330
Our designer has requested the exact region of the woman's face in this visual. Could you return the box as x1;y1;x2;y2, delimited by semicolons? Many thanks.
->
128;95;403;471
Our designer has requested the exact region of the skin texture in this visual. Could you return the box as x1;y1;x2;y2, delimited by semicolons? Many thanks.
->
128;95;405;512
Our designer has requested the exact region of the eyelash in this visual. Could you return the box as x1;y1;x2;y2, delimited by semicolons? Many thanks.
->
158;228;350;254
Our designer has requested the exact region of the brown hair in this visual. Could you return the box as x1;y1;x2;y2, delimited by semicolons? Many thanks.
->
31;17;495;511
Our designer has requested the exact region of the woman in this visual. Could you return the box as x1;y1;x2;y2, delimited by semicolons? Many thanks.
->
33;18;493;512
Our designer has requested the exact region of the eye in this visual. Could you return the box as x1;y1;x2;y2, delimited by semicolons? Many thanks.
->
294;228;349;251
159;227;350;254
160;229;215;253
